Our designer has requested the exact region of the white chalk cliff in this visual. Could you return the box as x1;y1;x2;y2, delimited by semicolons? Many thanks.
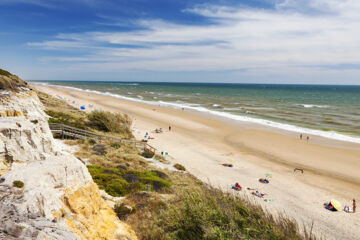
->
0;89;137;240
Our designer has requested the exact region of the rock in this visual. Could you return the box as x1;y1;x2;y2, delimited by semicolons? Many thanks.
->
0;89;137;239
122;174;140;183
117;164;128;170
151;170;168;179
92;144;107;155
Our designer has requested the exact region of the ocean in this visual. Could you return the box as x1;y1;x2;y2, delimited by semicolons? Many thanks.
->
35;81;360;144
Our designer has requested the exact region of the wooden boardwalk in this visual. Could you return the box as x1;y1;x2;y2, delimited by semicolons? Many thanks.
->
49;123;156;153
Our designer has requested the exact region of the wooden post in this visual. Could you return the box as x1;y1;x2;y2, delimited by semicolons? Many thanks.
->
61;124;64;140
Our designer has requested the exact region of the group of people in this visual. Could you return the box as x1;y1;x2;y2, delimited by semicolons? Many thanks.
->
344;199;356;213
153;126;172;134
324;199;356;213
300;133;310;141
231;177;270;198
231;183;267;198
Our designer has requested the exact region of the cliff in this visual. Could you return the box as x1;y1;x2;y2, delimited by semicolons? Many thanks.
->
0;73;137;239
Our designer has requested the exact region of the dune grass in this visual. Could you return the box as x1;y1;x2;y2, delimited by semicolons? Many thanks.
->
0;68;12;77
87;165;171;197
0;68;28;91
124;172;316;240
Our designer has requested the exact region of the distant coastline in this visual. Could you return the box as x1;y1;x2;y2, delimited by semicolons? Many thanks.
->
32;81;360;144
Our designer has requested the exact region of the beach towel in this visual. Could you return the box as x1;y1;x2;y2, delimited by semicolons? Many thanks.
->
222;163;233;167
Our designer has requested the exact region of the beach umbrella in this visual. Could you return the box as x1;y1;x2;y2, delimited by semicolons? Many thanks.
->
80;106;86;110
330;199;342;211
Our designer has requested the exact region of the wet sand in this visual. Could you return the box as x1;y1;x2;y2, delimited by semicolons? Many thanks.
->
35;84;360;240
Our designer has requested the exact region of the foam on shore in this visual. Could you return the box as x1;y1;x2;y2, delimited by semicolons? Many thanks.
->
33;82;360;144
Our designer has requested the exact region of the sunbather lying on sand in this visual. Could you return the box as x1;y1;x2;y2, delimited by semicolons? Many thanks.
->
232;182;242;191
221;163;233;167
252;191;266;198
259;178;269;184
343;206;354;213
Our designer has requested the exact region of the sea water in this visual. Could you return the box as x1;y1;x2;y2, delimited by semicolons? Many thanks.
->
34;81;360;144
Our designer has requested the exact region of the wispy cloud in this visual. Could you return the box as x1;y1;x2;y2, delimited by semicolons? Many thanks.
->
26;0;360;79
0;0;108;8
0;0;58;8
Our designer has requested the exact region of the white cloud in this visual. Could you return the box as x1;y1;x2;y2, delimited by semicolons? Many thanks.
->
27;0;360;82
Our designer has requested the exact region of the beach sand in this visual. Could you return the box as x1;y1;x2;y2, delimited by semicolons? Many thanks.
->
35;84;360;240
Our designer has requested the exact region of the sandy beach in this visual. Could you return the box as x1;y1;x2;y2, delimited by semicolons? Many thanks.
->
35;84;360;240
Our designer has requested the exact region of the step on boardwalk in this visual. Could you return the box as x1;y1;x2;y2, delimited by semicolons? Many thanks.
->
49;123;156;153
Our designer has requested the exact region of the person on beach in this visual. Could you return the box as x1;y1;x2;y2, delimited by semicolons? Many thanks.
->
300;134;302;140
306;136;309;142
259;178;269;184
169;126;171;131
232;182;242;191
353;199;356;213
343;199;356;213
252;191;266;198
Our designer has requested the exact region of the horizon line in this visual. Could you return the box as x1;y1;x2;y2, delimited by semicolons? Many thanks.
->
28;80;360;86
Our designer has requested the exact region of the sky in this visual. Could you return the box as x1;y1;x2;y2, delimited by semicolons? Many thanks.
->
0;0;360;84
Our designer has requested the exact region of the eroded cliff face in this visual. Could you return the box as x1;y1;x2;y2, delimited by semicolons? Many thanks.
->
0;90;137;240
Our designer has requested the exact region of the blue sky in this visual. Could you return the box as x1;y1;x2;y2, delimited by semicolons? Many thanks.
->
0;0;360;84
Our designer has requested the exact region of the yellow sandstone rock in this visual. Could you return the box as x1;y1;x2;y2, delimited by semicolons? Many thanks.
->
6;110;14;117
62;182;137;240
0;110;23;117
0;160;11;176
14;110;23;116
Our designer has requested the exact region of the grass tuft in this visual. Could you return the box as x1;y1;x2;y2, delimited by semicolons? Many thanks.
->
173;163;186;171
13;180;24;188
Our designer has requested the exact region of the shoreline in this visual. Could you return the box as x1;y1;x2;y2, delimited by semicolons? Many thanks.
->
31;82;360;146
34;84;360;240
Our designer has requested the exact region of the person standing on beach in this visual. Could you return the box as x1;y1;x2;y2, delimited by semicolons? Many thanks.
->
300;134;303;140
169;126;171;131
353;199;356;213
306;136;309;142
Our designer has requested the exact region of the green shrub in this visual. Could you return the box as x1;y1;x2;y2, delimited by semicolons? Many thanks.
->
46;110;86;129
154;154;168;163
13;180;24;188
141;150;154;159
87;165;171;197
114;203;136;220
105;179;129;197
87;138;96;145
111;142;121;149
173;163;186;171
86;110;132;137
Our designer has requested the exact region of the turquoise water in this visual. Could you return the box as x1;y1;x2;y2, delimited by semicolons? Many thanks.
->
36;81;360;143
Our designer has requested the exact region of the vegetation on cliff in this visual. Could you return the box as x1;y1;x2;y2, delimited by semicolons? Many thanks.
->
87;165;171;197
0;68;28;91
38;91;133;139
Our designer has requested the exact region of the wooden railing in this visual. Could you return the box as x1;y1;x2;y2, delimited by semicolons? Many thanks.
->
49;123;156;153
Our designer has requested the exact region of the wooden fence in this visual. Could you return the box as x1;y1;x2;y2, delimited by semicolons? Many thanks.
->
49;123;156;153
